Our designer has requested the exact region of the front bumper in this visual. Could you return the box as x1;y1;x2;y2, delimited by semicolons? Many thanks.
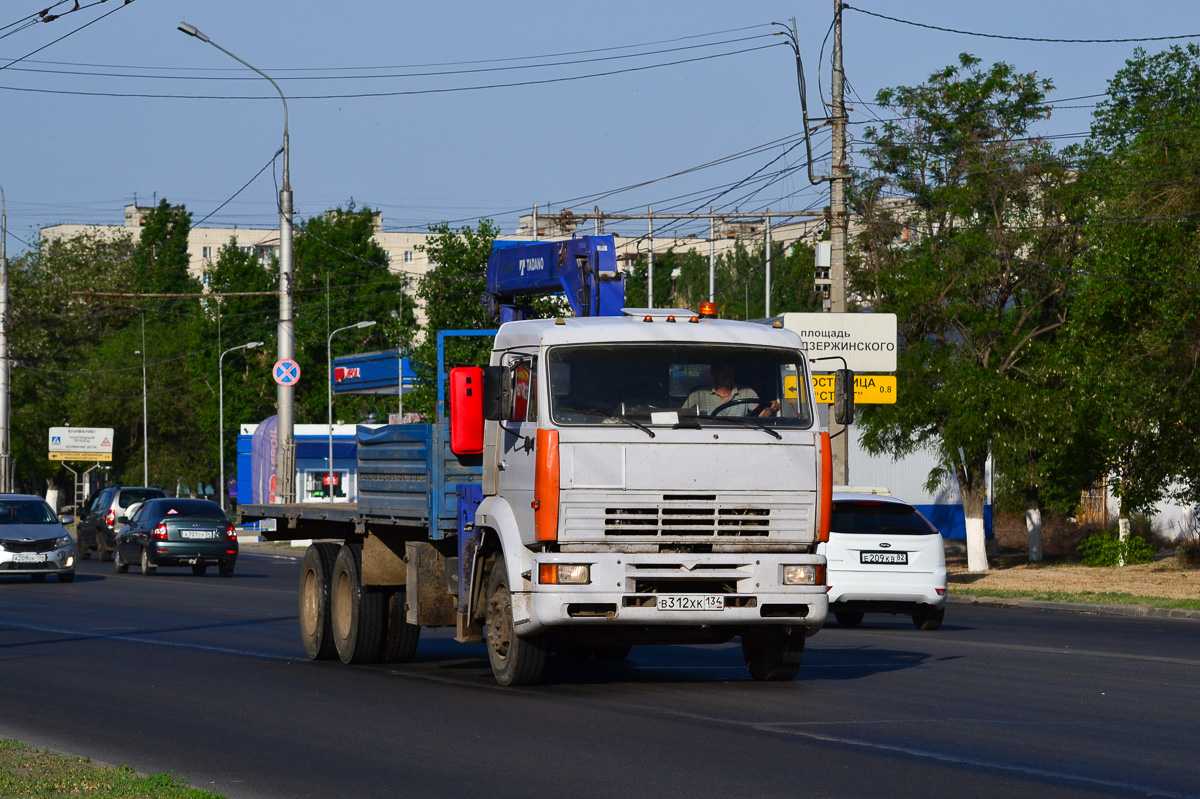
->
0;545;75;575
516;551;828;636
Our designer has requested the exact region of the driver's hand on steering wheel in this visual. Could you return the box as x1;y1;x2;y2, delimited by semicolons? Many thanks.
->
759;399;781;417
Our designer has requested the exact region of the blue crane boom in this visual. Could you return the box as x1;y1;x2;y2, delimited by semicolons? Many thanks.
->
485;235;625;323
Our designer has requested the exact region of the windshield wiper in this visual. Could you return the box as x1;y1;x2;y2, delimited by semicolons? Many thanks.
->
705;415;782;440
557;406;655;438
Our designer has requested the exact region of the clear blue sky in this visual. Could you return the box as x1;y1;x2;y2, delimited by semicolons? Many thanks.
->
1;0;1196;254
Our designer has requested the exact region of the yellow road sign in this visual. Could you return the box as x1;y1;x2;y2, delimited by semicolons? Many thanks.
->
812;374;897;404
48;452;113;462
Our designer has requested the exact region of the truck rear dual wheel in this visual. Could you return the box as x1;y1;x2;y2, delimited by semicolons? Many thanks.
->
383;588;420;663
485;561;547;686
331;543;384;665
299;542;340;660
741;627;805;681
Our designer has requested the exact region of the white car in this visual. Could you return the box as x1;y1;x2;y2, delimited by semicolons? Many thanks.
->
0;494;77;583
819;491;947;630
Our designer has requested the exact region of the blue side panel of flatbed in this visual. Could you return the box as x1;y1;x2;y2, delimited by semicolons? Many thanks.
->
239;420;482;541
356;420;482;540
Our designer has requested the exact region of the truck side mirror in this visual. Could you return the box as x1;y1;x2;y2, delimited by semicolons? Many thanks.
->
482;365;511;421
833;368;855;425
450;367;485;455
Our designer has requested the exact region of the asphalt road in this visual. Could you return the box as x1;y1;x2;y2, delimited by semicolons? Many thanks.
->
1;552;1198;799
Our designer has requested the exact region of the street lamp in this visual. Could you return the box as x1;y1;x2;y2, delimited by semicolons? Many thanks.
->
178;21;296;504
327;321;375;503
219;340;264;511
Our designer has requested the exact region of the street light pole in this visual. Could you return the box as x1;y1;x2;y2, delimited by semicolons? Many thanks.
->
136;313;148;486
327;321;375;503
219;341;263;511
0;180;10;493
178;21;296;504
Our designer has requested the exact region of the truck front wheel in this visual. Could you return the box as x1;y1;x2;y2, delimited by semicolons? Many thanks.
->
299;543;339;660
331;543;384;665
484;561;546;686
741;627;804;681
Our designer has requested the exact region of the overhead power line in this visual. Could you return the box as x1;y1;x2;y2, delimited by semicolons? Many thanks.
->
1;22;774;73
2;32;778;82
0;0;137;74
0;41;783;100
843;4;1200;44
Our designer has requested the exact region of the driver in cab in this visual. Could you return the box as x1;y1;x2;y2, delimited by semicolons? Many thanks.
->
684;362;780;418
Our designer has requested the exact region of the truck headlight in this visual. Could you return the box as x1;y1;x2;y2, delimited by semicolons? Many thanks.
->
538;563;590;585
783;564;824;585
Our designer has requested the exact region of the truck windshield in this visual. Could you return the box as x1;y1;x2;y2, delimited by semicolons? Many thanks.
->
548;344;814;429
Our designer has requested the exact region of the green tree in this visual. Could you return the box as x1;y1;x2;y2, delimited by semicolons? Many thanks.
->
409;220;499;418
74;200;209;490
291;207;410;427
8;230;136;496
852;54;1074;571
202;239;279;498
1063;45;1200;527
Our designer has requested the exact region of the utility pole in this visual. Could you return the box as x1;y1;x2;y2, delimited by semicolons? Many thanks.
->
765;207;772;318
0;182;9;493
708;207;716;303
829;0;849;486
647;205;654;309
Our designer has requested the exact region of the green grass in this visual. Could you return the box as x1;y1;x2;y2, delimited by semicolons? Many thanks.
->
0;739;223;798
950;586;1200;611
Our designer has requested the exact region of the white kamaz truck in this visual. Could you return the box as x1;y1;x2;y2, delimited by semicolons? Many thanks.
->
240;237;836;685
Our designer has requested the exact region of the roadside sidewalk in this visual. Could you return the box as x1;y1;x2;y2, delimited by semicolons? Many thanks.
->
949;592;1200;621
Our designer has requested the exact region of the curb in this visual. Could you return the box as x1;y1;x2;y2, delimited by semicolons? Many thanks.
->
949;593;1200;621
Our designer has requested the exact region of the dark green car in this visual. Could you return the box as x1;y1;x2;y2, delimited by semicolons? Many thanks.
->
114;498;238;577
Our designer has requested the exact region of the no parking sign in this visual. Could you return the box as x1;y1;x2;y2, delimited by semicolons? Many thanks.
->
273;359;301;386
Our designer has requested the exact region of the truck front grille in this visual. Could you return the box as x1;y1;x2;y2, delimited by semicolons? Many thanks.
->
604;505;770;537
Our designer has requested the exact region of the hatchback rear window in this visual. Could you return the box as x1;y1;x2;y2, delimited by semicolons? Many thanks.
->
831;502;939;535
118;489;165;508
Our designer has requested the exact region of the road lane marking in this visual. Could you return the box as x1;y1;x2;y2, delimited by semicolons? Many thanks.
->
645;705;1197;798
1;619;300;662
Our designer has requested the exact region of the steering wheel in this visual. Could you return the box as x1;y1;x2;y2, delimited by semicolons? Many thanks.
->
709;397;772;417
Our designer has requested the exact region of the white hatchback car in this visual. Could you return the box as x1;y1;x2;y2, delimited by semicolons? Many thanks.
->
819;491;947;630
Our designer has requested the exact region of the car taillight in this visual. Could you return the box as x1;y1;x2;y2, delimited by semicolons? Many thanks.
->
105;510;116;526
152;523;168;540
225;525;237;541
